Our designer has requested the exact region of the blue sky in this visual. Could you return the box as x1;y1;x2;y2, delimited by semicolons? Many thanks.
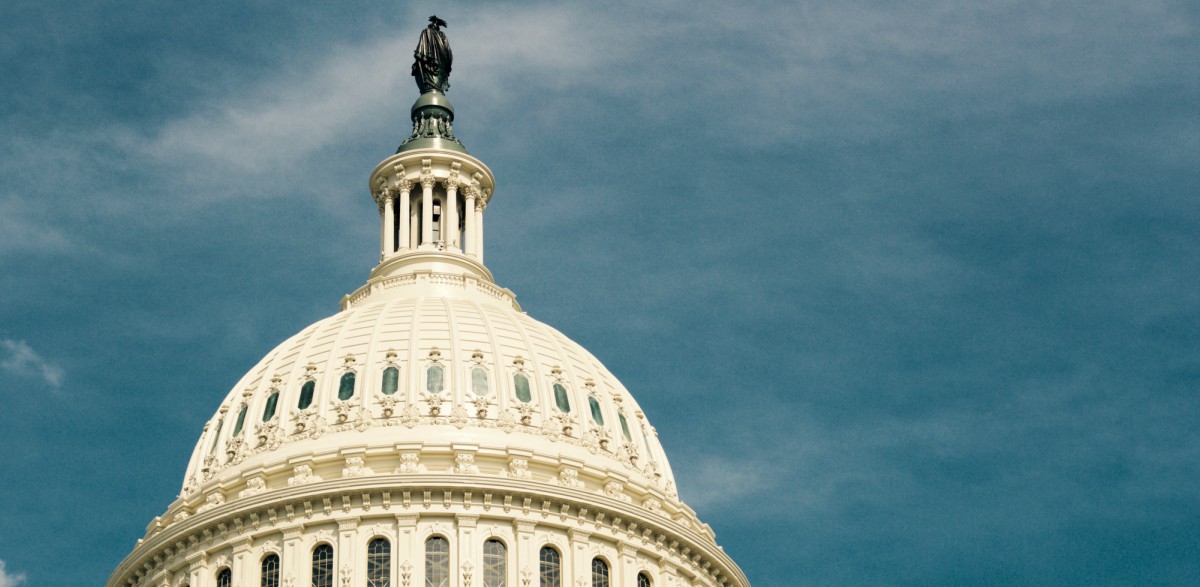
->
1;1;1197;585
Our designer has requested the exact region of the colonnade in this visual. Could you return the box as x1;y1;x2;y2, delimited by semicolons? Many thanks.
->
379;177;486;262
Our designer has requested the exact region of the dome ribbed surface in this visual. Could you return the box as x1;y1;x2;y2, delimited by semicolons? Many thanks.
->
182;293;677;497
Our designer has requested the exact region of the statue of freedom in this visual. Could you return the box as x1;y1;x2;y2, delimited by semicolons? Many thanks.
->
412;15;453;94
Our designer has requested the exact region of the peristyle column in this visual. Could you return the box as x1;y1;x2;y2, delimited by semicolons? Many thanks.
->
397;180;412;252
381;189;395;259
445;176;460;251
463;187;477;257
420;172;435;246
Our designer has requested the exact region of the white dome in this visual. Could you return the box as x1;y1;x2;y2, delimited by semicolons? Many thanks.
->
180;277;678;501
108;35;748;587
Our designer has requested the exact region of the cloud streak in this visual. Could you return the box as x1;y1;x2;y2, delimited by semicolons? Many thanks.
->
0;560;26;587
1;339;64;389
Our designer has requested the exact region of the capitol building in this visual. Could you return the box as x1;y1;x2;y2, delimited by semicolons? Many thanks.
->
107;18;749;587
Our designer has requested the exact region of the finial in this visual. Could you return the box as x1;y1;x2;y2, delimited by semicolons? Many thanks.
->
412;15;452;94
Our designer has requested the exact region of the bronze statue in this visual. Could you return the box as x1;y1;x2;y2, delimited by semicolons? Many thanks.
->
412;15;452;94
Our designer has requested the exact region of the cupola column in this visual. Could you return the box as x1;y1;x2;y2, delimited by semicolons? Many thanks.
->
420;170;435;246
463;187;477;257
474;196;486;263
397;180;412;252
381;189;395;258
445;176;460;251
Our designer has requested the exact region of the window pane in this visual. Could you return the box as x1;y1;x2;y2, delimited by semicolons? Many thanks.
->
298;380;316;410
338;372;356;401
637;572;652;587
618;411;632;442
591;558;609;587
553;384;571;413
209;419;223;454
425;536;449;587
588;396;604;425
539;547;560;587
426;366;444;394
483;539;506;587
312;544;334;587
233;404;248;436
472;367;489;396
382;367;399;395
261;554;279;587
262;391;280;421
368;538;391;587
217;568;232;587
514;373;531;403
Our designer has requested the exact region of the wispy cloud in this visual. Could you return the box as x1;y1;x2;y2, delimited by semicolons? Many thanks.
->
1;339;64;389
0;560;26;587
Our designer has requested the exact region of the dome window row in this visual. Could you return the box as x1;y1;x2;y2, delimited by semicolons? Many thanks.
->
206;536;654;587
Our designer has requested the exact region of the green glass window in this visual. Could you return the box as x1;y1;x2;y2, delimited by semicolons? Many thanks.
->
483;539;506;587
426;536;449;587
338;372;356;401
262;391;279;421
261;554;279;587
367;538;390;587
298;380;316;410
381;366;399;395
591;558;609;587
312;544;334;587
426;365;444;394
618;411;632;442
539;546;560;587
472;367;489;396
208;419;223;454
514;373;532;403
588;397;604;425
553;383;571;413
216;568;231;587
233;404;248;437
637;572;652;587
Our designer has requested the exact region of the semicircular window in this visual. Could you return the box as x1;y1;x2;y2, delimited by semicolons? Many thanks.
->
514;373;532;403
472;367;489;396
553;383;571;413
381;366;399;395
232;404;248;437
637;572;652;587
298;380;316;410
426;365;444;394
338;372;356;400
262;391;280;421
618;411;632;442
588;396;604;426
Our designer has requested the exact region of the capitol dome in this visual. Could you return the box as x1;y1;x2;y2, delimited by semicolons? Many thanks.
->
108;18;748;587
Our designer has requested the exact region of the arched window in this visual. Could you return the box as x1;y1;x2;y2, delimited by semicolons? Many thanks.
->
216;568;232;587
552;384;571;413
367;538;391;587
513;373;532;403
338;372;356;401
425;536;449;587
426;365;444;394
588;396;604;425
298;380;316;410
591;558;609;587
233;404;248;436
312;543;334;587
208;419;224;454
381;366;399;395
261;554;280;587
262;391;280;421
539;546;561;587
482;539;506;587
637;572;652;587
471;367;489;395
618;411;632;442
